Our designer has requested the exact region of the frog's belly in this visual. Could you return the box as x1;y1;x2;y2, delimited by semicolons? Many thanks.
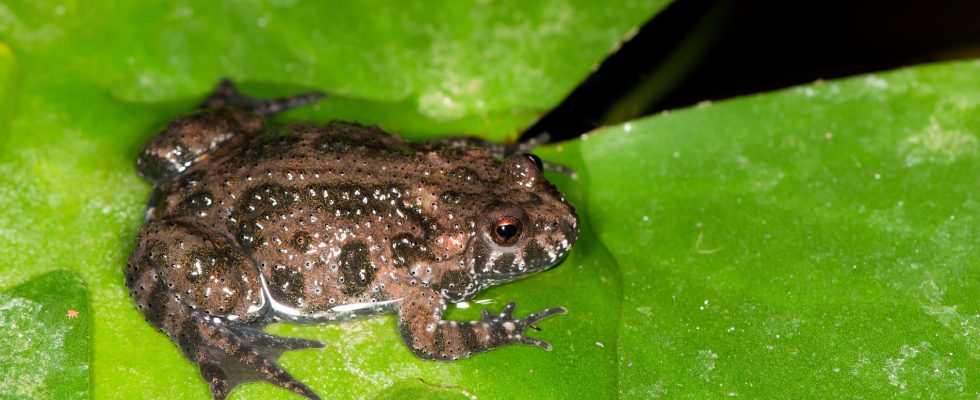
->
259;274;402;323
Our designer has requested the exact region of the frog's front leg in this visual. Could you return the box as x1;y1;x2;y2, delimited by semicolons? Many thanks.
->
397;289;566;360
127;219;324;400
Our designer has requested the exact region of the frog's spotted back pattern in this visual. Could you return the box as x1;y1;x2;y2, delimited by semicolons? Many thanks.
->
126;80;579;399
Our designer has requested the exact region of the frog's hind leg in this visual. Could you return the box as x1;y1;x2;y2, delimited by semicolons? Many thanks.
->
136;80;326;184
203;78;326;116
127;219;325;400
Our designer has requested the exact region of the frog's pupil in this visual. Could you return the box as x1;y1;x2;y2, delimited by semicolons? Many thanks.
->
496;224;518;240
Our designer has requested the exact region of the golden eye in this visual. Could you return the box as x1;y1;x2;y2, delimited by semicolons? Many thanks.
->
492;216;522;245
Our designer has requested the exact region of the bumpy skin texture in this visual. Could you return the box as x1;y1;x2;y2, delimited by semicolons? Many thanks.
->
126;81;579;400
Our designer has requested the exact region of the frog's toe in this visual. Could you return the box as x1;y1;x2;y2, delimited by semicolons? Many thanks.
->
521;306;567;326
517;335;554;351
235;326;326;357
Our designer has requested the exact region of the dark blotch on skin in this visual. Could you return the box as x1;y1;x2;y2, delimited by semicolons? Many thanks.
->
305;183;405;222
457;322;481;353
338;241;374;296
432;323;446;355
234;134;301;166
290;231;314;253
448;167;480;182
178;190;214;215
144;277;171;327
470;240;490;271
270;265;306;302
180;170;207;189
136;142;193;184
314;122;413;155
230;183;298;252
177;318;204;354
437;268;473;301
439;192;462;205
187;246;250;311
390;233;433;268
438;269;471;289
315;131;382;153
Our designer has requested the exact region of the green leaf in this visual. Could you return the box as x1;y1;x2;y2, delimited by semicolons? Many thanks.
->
4;1;976;398
0;270;91;399
372;379;471;400
545;60;979;397
0;41;17;139
0;1;667;399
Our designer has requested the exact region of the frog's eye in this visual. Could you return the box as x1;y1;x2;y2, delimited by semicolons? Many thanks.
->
492;216;523;245
523;153;544;171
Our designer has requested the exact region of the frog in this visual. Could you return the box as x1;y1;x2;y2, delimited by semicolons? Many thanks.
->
125;80;579;400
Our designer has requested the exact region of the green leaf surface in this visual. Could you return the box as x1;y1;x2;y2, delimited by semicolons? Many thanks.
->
0;270;91;399
546;60;979;397
372;379;472;400
0;1;666;399
2;1;977;399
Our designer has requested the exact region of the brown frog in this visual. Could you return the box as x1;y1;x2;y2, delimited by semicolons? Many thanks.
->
126;80;579;399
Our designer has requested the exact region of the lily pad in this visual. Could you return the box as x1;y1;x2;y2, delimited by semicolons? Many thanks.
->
548;60;980;398
0;270;90;399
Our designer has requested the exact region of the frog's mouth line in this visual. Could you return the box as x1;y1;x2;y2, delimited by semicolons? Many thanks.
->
478;250;570;286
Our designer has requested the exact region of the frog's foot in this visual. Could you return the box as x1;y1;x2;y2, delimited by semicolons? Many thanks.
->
192;321;325;400
203;78;327;116
479;301;567;350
